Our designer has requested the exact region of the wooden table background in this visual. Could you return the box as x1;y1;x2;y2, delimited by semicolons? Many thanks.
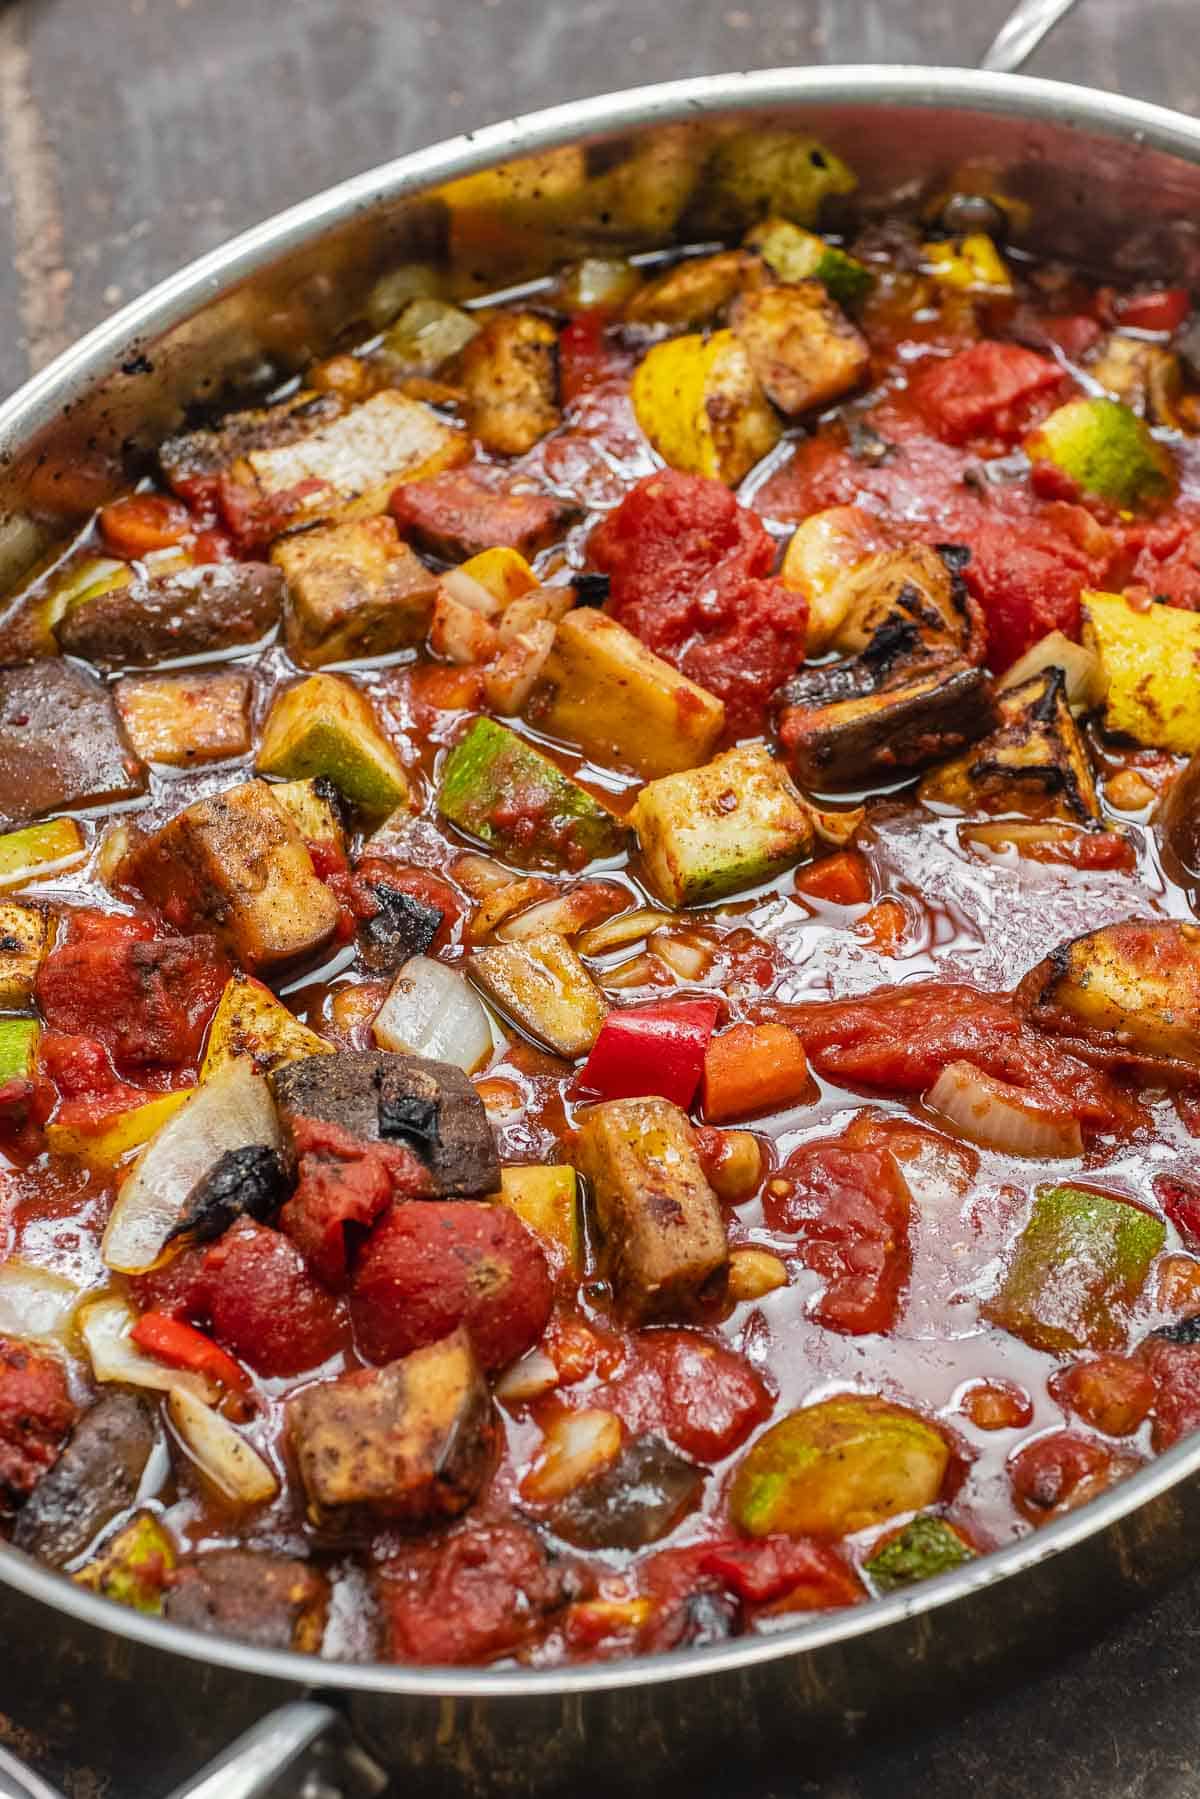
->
3;0;1200;1793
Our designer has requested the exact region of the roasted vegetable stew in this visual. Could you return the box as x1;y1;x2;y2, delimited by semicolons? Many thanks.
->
4;138;1200;1667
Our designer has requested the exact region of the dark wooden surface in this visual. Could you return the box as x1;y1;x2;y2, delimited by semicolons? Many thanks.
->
3;0;1200;1794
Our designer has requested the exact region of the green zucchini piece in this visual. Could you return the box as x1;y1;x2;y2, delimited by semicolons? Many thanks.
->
865;1514;975;1593
1024;396;1174;509
0;1018;39;1085
256;673;409;815
746;218;873;308
438;717;625;870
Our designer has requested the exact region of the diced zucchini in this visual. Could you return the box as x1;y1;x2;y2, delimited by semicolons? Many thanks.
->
623;251;756;328
745;219;873;308
1082;589;1200;754
257;673;410;814
0;1017;39;1085
865;1514;975;1592
729;282;870;417
458;547;539;606
1024;397;1174;510
778;663;993;791
437;717;625;870
920;233;1013;294
128;780;340;971
46;1087;194;1169
201;971;333;1079
0;902;52;1007
697;131;858;234
113;669;253;767
779;505;887;654
468;932;609;1058
728;1396;950;1538
273;516;439;667
381;298;480;374
74;1510;177;1615
986;1183;1165;1353
266;777;346;853
918;666;1100;824
631;330;782;486
630;744;815;907
245;390;469;520
1017;918;1200;1078
573;1096;728;1320
557;257;642;312
528;609;725;779
456;313;561;456
495;1165;582;1276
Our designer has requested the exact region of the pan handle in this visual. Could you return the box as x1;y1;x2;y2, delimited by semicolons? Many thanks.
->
162;1698;387;1799
981;0;1081;73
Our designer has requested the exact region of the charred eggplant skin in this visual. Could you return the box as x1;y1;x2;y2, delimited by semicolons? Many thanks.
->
776;664;995;790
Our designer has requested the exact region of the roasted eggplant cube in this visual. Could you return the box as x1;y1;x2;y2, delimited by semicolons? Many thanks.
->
1025;396;1174;510
729;282;869;416
274;516;439;667
469;932;609;1059
163;1550;330;1652
271;1048;501;1198
777;664;994;790
1016;918;1200;1082
244;390;469;521
528;609;726;780
829;543;980;660
623;250;757;328
573;1096;729;1320
159;389;345;487
257;673;410;814
389;467;576;563
56;562;283;670
631;329;782;487
286;1329;496;1526
549;1434;706;1549
114;669;253;767
0;902;52;1008
986;1183;1165;1353
455;312;560;456
201;971;332;1078
1082;589;1200;755
437;717;625;870
918;667;1100;824
15;1393;156;1568
630;743;815;907
0;660;146;828
128;780;339;970
357;881;444;973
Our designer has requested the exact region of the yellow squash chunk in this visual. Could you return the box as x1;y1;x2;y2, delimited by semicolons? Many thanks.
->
468;932;609;1059
245;390;469;520
623;251;757;328
0;817;85;890
266;777;345;853
495;1165;582;1276
729;282;870;417
47;1087;194;1169
631;329;781;487
257;673;410;813
128;780;339;971
113;669;253;767
0;902;52;1008
631;743;815;907
202;971;333;1079
459;547;539;606
273;515;440;667
921;233;1013;294
1082;590;1200;753
528;608;725;779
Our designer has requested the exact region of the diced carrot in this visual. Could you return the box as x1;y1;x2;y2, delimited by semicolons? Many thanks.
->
99;494;191;558
794;850;872;907
702;1022;811;1124
857;897;908;956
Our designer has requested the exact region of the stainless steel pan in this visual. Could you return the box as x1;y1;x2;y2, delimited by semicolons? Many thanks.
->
4;4;1200;1793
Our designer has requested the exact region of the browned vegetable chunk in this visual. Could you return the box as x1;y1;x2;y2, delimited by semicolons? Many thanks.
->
830;544;984;661
729;282;869;415
56;563;284;670
287;1328;495;1526
919;666;1100;824
548;1435;706;1549
159;391;345;488
623;250;758;328
0;660;146;828
777;663;994;791
114;669;254;766
455;313;560;455
127;779;339;970
271;1049;500;1198
14;1393;156;1567
274;516;439;667
163;1549;330;1652
389;467;576;563
574;1097;729;1320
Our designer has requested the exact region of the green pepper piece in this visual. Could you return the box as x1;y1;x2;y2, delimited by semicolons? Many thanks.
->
74;1510;176;1615
865;1514;975;1593
986;1183;1165;1354
438;717;625;871
0;1018;39;1085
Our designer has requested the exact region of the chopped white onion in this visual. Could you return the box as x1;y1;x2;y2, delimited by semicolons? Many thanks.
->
430;592;499;665
372;954;495;1072
495;1349;560;1404
599;951;667;991
926;1060;1083;1159
80;1296;215;1404
0;1263;81;1346
468;876;555;942
804;799;866;849
452;852;516;898
498;882;628;943
521;1408;622;1503
482;620;557;715
102;1060;281;1275
576;907;674;957
167;1385;279;1506
649;928;714;981
998;631;1106;712
441;567;504;617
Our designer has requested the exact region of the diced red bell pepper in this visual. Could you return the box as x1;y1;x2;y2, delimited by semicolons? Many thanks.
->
579;997;721;1108
130;1311;250;1393
1114;287;1191;334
